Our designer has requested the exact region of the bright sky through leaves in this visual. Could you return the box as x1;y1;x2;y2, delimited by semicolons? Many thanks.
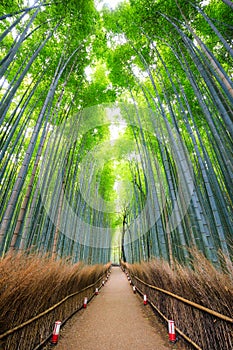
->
95;0;126;11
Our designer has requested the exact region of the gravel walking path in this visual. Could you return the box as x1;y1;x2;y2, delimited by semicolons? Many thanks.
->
55;267;185;350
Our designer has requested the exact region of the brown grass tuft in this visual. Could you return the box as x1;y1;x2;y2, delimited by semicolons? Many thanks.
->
0;252;110;350
123;252;233;350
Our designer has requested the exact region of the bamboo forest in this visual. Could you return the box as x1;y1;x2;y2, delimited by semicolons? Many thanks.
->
1;0;232;265
0;0;233;349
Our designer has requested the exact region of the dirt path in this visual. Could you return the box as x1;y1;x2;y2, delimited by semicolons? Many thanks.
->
55;267;185;350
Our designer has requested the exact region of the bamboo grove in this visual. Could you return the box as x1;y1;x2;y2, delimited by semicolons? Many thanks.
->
0;0;232;266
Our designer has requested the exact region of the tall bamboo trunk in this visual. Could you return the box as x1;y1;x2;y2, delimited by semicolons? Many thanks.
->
51;182;64;259
9;128;48;250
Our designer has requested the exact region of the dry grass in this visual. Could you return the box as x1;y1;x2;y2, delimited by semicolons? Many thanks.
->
0;252;110;350
122;252;233;350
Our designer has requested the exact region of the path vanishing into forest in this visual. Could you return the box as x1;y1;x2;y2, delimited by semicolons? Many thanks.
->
54;267;185;350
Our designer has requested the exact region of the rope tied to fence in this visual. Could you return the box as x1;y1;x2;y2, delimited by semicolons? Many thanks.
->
132;274;233;323
0;272;106;340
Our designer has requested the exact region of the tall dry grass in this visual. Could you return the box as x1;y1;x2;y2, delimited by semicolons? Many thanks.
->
122;251;233;350
0;252;110;350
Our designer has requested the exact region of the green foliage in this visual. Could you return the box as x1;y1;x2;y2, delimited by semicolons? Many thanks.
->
98;160;117;202
0;0;232;265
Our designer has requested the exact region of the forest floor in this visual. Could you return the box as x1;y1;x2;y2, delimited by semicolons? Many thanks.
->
48;267;187;350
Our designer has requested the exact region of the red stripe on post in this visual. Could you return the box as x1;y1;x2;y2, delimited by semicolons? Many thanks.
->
168;320;176;342
83;297;88;308
51;320;61;345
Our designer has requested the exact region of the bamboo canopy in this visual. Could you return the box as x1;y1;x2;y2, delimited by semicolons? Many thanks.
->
0;0;232;266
